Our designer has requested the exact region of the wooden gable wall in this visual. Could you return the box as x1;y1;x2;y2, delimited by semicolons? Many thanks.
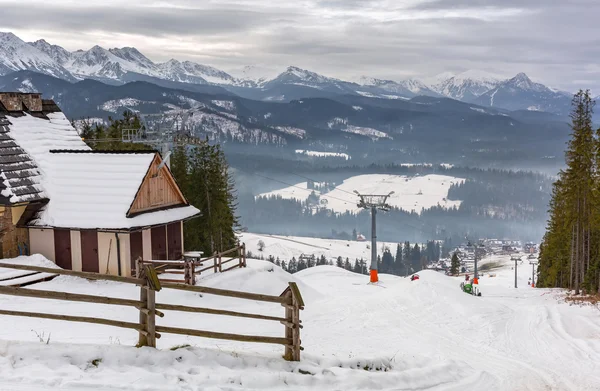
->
128;155;187;216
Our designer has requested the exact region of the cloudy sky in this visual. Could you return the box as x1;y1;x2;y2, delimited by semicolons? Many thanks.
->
0;0;598;92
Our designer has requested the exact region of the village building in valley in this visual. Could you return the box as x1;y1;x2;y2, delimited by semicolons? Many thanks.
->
0;92;200;276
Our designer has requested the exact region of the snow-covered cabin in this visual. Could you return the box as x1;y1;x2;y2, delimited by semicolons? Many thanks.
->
0;92;200;276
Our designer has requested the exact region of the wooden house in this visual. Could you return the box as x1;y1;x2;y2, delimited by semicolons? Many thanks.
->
0;92;200;276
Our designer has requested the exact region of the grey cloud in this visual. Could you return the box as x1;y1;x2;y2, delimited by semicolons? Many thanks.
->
0;0;598;92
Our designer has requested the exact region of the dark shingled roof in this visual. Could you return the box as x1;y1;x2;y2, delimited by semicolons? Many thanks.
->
0;116;46;205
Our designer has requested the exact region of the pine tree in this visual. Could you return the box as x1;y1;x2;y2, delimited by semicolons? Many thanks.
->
450;252;460;275
297;257;307;271
539;90;599;293
336;256;343;268
394;244;403;275
344;258;353;271
411;243;422;273
381;249;394;274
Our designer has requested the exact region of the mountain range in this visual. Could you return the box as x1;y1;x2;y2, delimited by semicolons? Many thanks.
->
0;31;576;116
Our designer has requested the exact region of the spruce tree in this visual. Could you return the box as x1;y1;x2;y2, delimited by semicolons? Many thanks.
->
539;90;599;292
450;252;460;275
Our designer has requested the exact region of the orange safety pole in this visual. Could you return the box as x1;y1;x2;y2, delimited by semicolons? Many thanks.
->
370;269;378;283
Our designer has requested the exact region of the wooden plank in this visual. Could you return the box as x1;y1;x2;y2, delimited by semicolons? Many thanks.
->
155;302;287;322
289;282;305;308
216;247;239;257
220;257;239;265
146;289;156;347
140;260;185;265
158;278;186;283
138;283;148;347
156;325;291;345
0;285;143;307
0;262;143;285
160;282;289;304
0;309;143;331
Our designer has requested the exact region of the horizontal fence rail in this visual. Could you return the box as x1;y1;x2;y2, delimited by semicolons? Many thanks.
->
0;257;303;361
137;243;247;285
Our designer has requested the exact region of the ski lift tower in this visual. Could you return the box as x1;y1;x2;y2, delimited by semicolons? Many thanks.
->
354;190;394;283
121;108;196;168
511;254;522;288
529;258;538;287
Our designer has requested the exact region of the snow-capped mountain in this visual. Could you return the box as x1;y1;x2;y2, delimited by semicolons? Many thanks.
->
0;32;577;116
0;33;75;81
67;45;159;79
157;59;236;85
30;39;73;65
474;73;572;114
232;65;281;87
357;76;439;97
264;66;357;93
432;70;502;101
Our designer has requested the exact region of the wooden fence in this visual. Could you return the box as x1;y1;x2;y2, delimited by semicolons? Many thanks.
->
0;261;303;361
137;244;247;285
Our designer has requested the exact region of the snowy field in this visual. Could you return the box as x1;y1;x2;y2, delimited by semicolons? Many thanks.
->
239;232;400;261
0;253;599;390
259;174;464;214
294;150;350;160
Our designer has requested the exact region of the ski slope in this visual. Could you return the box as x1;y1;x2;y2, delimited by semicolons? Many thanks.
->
258;174;464;214
0;254;598;390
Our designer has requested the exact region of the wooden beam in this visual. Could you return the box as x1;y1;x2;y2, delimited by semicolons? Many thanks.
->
155;302;287;322
289;282;305;308
220;257;239;265
156;325;291;345
0;309;143;331
0;285;143;308
160;282;289;304
0;262;143;285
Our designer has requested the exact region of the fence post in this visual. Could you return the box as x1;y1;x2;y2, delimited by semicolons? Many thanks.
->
135;257;142;278
283;289;293;361
184;261;190;285
213;252;218;273
218;253;223;273
242;243;247;267
190;261;196;285
137;281;148;347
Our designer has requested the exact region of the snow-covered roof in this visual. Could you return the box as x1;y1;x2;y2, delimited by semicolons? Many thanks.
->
27;151;199;229
0;117;46;204
3;110;198;229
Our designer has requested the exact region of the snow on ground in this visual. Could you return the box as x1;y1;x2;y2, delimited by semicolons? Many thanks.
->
274;126;306;138
239;232;399;261
295;149;350;160
342;125;391;140
0;253;598;390
259;174;464;214
211;100;235;111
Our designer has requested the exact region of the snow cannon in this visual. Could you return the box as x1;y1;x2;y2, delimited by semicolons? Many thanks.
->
460;281;482;296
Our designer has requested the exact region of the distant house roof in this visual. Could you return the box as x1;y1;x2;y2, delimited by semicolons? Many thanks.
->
27;150;199;230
